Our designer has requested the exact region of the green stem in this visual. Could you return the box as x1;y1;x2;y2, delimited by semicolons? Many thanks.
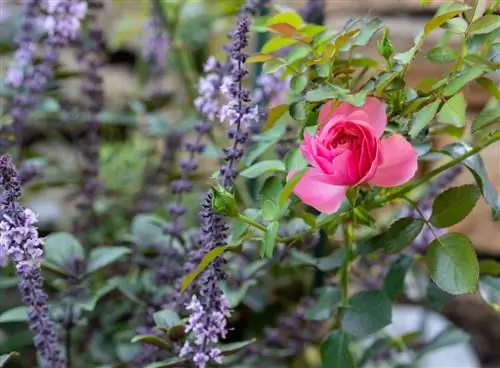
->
402;195;442;242
237;214;285;242
367;132;500;209
154;0;198;103
341;222;354;306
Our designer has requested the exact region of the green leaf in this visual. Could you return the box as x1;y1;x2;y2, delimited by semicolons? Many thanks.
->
424;4;471;35
262;199;279;221
261;37;298;53
383;255;415;300
267;11;304;29
44;232;84;270
181;246;228;292
427;280;452;309
443;142;500;218
468;14;500;35
263;104;289;131
268;23;298;37
289;100;307;121
76;283;118;312
476;77;500;100
0;352;19;367
472;106;500;133
341;290;392;337
220;339;257;355
130;214;166;247
426;233;479;295
290;75;308;94
279;168;308;207
145;357;187;368
0;306;28;324
261;176;284;201
354;18;383;46
305;85;354;104
284;148;308;172
130;335;172;350
416;326;469;359
0;277;18;289
443;65;488;96
305;287;342;321
321;331;356;368
263;59;286;73
240;160;286;179
290;248;345;271
426;46;457;63
437;93;467;127
153;309;181;329
222;280;256;307
261;221;279;258
479;259;500;276
442;18;468;33
410;100;441;138
247;53;275;63
286;45;310;64
430;185;481;228
86;246;131;274
358;217;424;255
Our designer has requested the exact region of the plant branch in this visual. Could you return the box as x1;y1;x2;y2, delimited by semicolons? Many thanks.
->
368;131;500;209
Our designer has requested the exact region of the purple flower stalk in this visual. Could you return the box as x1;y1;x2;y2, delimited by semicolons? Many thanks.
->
5;0;39;88
299;0;325;25
194;57;224;122
0;155;65;368
43;0;87;45
181;2;269;365
143;0;170;79
74;0;104;234
180;192;230;368
219;14;260;188
7;0;86;151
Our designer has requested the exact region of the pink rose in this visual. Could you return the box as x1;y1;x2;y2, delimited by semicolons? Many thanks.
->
291;97;418;213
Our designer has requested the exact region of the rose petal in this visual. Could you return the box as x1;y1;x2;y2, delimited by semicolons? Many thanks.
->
318;101;337;126
325;97;387;137
289;168;347;214
368;135;418;187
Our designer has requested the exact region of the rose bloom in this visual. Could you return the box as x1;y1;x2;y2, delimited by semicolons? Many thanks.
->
291;97;418;213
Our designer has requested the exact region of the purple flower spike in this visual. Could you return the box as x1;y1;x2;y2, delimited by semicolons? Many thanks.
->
0;155;65;368
143;0;170;79
74;0;104;234
6;0;87;152
181;2;269;367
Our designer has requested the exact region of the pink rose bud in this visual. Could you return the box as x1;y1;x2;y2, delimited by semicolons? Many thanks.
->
290;97;418;214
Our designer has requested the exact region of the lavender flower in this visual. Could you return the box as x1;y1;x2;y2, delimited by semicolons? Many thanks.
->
5;0;39;88
181;3;269;365
194;58;224;122
74;0;104;234
219;14;260;188
43;0;87;45
300;0;325;25
0;155;65;368
180;191;230;368
143;0;170;79
253;73;287;107
156;121;212;288
8;0;86;151
137;81;213;367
